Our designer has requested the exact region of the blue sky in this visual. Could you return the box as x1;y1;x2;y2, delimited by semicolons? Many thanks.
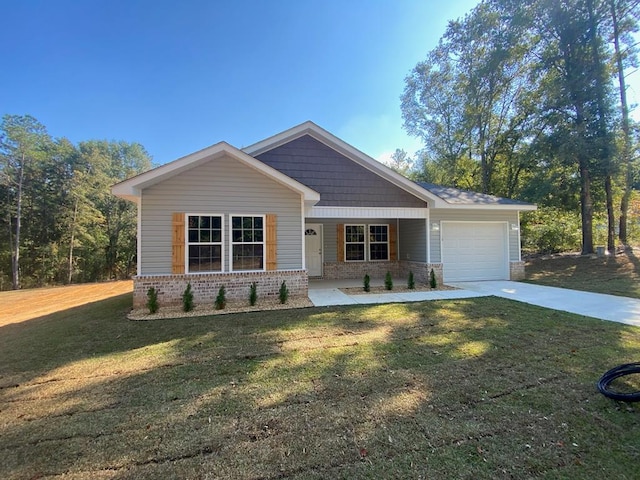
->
2;1;637;167
1;0;481;165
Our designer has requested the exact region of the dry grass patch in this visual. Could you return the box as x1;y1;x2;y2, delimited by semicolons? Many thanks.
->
1;289;640;479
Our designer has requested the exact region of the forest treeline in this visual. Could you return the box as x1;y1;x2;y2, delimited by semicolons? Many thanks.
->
399;0;640;254
0;114;152;290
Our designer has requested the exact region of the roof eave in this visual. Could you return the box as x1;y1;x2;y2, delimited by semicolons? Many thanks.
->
432;203;537;211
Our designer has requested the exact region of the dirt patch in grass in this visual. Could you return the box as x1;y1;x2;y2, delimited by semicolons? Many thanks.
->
525;247;640;298
0;280;133;327
1;289;639;479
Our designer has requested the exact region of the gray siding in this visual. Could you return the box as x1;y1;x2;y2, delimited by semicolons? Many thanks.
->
429;209;520;262
307;218;396;262
141;155;303;275
256;135;426;208
399;219;427;263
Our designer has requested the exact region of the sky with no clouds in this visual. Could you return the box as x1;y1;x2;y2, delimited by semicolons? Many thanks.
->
1;0;638;167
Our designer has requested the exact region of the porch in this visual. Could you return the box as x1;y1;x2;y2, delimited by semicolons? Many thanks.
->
307;277;487;307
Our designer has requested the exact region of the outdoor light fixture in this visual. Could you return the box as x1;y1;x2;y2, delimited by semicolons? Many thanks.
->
431;222;440;231
511;223;519;231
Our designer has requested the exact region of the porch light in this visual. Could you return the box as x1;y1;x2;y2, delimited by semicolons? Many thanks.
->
511;223;519;231
431;222;440;231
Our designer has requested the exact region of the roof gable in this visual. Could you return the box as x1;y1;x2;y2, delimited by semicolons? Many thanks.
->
112;141;320;205
253;134;426;208
243;121;444;207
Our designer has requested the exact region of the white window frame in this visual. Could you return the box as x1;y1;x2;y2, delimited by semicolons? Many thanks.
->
185;213;224;274
344;224;366;262
368;224;390;261
229;214;266;272
344;223;390;262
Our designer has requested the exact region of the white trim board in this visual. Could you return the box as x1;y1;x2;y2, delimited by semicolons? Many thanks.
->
306;206;429;219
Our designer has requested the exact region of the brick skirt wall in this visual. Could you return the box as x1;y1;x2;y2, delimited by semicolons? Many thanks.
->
510;261;525;280
322;261;444;286
133;270;308;308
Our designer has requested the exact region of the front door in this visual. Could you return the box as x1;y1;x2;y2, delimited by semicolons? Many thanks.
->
305;224;323;277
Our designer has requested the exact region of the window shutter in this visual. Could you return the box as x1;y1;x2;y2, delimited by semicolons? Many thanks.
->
337;224;344;262
389;223;397;261
172;213;185;274
266;214;277;270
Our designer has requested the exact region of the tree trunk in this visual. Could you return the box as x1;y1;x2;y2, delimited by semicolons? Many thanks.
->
580;160;594;255
605;174;616;253
67;197;78;284
11;153;25;290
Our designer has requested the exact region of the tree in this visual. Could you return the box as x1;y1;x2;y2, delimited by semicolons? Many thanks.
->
609;0;640;244
76;140;152;279
0;115;51;289
402;1;538;196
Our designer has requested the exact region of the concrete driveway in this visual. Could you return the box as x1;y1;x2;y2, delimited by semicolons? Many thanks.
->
449;281;640;327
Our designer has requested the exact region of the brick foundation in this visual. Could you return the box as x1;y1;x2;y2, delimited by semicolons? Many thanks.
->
510;261;525;280
133;270;308;308
322;261;444;287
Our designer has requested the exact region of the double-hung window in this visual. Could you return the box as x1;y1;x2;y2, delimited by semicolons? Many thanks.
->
369;224;389;261
187;215;223;273
344;224;389;261
231;215;265;271
345;225;366;261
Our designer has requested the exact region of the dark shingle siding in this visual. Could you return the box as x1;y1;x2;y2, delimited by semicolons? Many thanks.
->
256;135;426;208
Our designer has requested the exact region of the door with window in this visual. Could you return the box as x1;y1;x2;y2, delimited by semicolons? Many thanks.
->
305;224;323;277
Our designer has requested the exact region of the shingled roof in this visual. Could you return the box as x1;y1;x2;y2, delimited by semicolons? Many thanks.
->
416;182;535;208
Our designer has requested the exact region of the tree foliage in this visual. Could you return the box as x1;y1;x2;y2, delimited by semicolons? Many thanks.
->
402;0;640;254
0;114;152;289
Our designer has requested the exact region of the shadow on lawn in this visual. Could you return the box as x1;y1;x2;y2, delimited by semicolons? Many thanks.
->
1;294;640;479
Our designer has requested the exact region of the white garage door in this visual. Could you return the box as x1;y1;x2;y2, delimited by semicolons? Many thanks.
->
441;222;509;282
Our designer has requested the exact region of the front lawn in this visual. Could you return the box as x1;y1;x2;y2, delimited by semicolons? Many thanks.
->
1;291;639;479
525;248;640;298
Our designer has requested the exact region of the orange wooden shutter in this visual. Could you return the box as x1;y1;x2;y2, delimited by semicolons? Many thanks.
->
389;223;397;261
172;213;185;274
266;214;277;270
337;224;344;262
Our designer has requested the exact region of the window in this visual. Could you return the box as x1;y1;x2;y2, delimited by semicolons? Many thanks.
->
344;224;390;261
345;225;366;261
187;215;223;273
231;215;264;270
369;224;389;261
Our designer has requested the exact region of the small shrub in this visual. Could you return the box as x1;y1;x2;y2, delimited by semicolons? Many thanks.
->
249;282;257;306
146;287;159;314
407;271;415;290
215;285;226;310
429;269;437;289
363;274;371;292
182;283;194;312
279;280;289;304
385;271;393;290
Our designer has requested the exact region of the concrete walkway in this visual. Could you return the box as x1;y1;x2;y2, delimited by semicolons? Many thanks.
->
450;281;640;328
308;279;640;327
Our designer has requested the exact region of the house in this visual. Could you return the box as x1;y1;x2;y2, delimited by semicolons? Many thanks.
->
112;121;536;307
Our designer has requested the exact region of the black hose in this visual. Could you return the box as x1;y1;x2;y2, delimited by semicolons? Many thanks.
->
597;362;640;402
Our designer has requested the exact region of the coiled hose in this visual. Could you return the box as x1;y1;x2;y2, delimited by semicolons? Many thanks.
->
597;362;640;402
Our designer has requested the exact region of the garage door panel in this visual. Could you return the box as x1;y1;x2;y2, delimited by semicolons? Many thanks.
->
441;223;508;282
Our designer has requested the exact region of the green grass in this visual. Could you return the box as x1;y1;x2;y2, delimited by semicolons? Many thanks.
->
525;248;640;298
1;293;640;479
